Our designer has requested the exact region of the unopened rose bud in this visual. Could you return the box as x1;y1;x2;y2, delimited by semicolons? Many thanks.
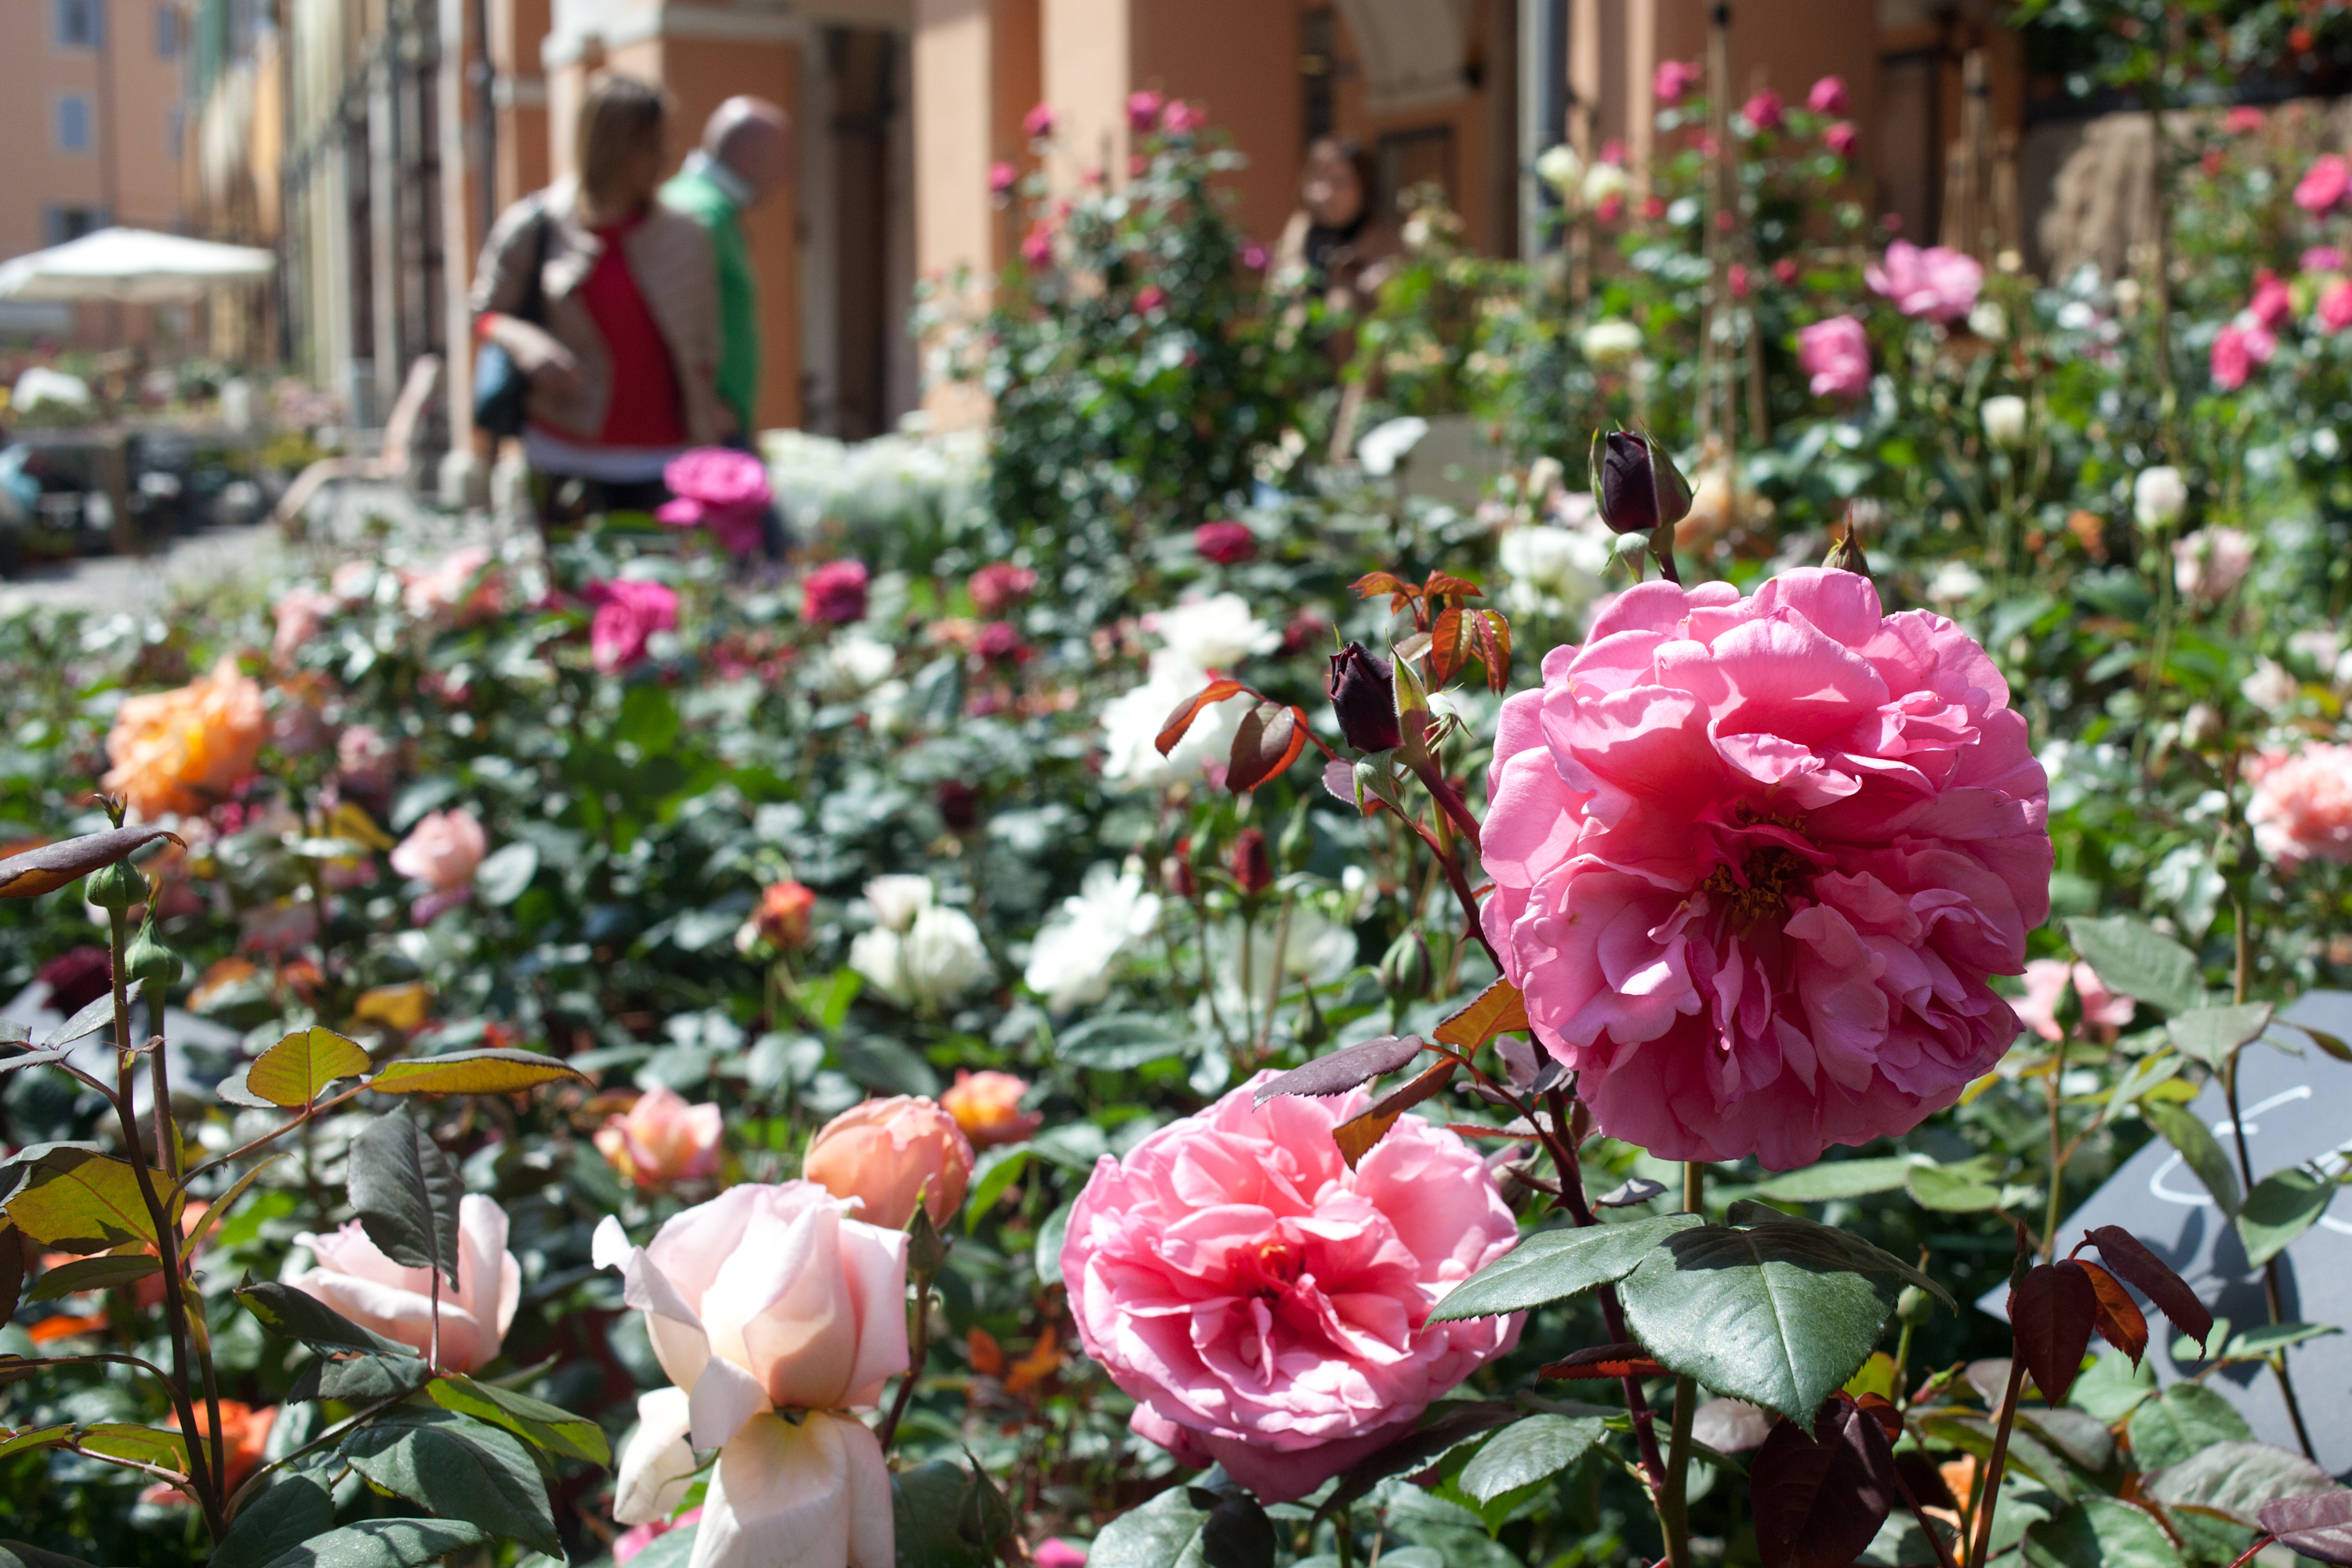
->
1591;430;1693;536
1163;848;1196;899
750;879;817;951
803;1094;976;1229
1229;829;1273;896
1896;1284;1935;1325
941;1069;1044;1148
85;860;146;913
1379;931;1431;1002
1327;642;1403;753
125;916;181;989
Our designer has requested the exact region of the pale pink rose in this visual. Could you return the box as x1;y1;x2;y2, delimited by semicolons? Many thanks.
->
1160;99;1206;135
289;1195;521;1371
390;808;486;891
2172;526;2253;603
584;579;680;673
2295;154;2350;212
1798;316;1872;398
594;1183;906;1564
401;546;501;619
1062;1075;1522;1504
1654;60;1702;106
1480;570;2053;1168
596;1086;724;1192
331;560;376;601
2013;959;2136;1042
1808;76;1849;115
1866;241;1984;322
2249;270;2294;329
2323;278;2352;332
613;1507;702;1564
803;1096;975;1229
2249;743;2352;869
272;587;336;662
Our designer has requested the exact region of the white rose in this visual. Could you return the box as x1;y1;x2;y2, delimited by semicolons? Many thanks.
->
1356;416;1430;477
2239;657;2299;717
1024;862;1163;1012
858;874;934;933
815;635;896;699
897;905;992;1009
1099;663;1247;791
1534;143;1584;194
1927;561;1986;605
1581;162;1632;207
2133;466;2187;528
1980;394;2027;452
1581;320;1642;368
1151;593;1279;672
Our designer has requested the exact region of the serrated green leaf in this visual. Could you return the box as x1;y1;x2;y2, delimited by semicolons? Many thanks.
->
75;1422;187;1472
965;1145;1033;1234
210;1476;335;1568
2223;1320;2340;1359
26;1252;160;1302
288;1349;434;1404
2166;1003;2273;1072
366;1047;584;1097
1427;1214;1700;1323
891;1460;1006;1567
1721;1203;1955;1308
426;1374;610;1466
1751;1157;1917;1203
2142;1101;2241;1217
2022;1496;2186;1568
473;842;539;907
0;1425;73;1461
245;1027;372;1108
2127;1384;2253;1470
1089;1483;1275;1568
339;1410;557;1554
1455;1414;1606;1504
254;1519;490;1568
2066;916;2207;1016
2237;1167;2336;1267
4;1149;160;1254
347;1112;463;1290
2144;1439;2334;1528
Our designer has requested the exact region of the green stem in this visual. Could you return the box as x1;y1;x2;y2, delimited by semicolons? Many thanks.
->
1658;1161;1704;1568
2042;1020;2068;1261
878;1271;934;1450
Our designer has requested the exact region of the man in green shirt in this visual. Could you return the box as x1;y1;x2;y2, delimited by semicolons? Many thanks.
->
662;96;791;438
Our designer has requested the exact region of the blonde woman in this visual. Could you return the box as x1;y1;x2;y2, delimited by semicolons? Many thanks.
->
470;74;728;532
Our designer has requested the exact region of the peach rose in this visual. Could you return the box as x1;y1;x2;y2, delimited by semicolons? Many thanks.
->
102;656;265;819
2249;742;2352;869
594;1181;905;1567
595;1085;724;1191
940;1070;1042;1149
288;1194;521;1371
803;1096;975;1229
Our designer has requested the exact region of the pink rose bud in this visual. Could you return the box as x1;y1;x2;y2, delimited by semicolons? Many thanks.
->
1742;90;1786;132
390;808;487;891
1227;828;1272;896
1126;90;1164;132
596;1085;724;1192
800;560;870;625
1022;102;1057;140
289;1195;521;1371
989;160;1017;194
1653;59;1702;106
1798;315;1872;399
967;562;1038;616
803;1096;975;1229
1808;75;1849;115
941;1069;1044;1148
752;880;818;950
1192;520;1255;563
1824;120;1860;158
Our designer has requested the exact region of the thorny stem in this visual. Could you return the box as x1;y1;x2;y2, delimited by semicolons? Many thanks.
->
106;909;224;1540
2042;1007;2070;1261
1966;1356;2027;1568
878;1269;935;1450
1657;1163;1705;1568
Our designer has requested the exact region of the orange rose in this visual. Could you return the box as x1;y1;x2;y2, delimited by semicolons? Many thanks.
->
803;1095;975;1229
940;1069;1042;1149
142;1400;275;1504
101;656;264;819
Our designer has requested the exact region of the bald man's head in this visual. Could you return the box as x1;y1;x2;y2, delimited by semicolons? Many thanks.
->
703;96;792;207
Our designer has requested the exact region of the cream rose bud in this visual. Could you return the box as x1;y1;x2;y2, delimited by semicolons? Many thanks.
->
1980;394;2027;451
288;1194;521;1371
2133;465;2188;528
1580;319;1642;368
803;1096;975;1229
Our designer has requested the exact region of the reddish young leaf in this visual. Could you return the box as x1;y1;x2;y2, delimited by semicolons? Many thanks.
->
1226;702;1308;793
1538;1344;1664;1380
1468;608;1513;693
1331;1059;1456;1169
1153;679;1246;757
1427;607;1468;688
2258;1493;2352;1566
1351;572;1417;618
1422;570;1485;602
2008;1260;2097;1406
2078;1225;2216;1354
1853;1392;1904;1441
1751;1394;1901;1568
1252;1035;1427;1105
1433;977;1530;1047
2078;1259;2151;1366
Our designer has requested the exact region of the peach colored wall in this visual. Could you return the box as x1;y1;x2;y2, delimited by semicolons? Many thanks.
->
915;0;996;284
1653;0;1881;200
1323;2;1504;253
1129;0;1301;248
986;0;1040;267
1039;0;1127;197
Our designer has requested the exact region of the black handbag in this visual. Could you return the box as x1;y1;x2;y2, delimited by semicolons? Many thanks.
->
473;201;551;441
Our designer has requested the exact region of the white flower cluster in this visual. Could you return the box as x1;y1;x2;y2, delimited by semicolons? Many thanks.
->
1022;860;1163;1012
847;875;991;1010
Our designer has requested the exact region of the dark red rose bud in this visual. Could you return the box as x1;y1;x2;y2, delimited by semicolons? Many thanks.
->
1327;642;1403;753
1193;520;1258;564
937;780;982;833
37;946;112;1017
1592;430;1693;535
1165;837;1198;898
1229;829;1273;896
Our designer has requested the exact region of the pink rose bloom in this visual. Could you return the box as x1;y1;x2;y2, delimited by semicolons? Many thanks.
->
2249;743;2352;869
2295;154;2350;212
290;1195;521;1371
1126;90;1164;132
2322;278;2352;332
401;546;500;620
967;561;1037;616
2172;526;2253;603
596;1182;904;1568
390;808;486;891
1808;76;1849;115
989;160;1017;194
1034;1542;1087;1568
272;586;336;662
1480;570;2052;1168
597;1085;724;1192
584;579;679;673
802;559;870;625
1654;59;1703;106
1160;99;1205;134
657;448;771;557
2014;959;2136;1043
1022;102;1057;140
2226;105;2267;135
1062;1076;1521;1504
1866;241;1983;322
2303;245;2346;273
1193;520;1256;564
336;723;391;790
1742;90;1786;133
1798;315;1872;398
1825;121;1860;158
2249;270;2294;329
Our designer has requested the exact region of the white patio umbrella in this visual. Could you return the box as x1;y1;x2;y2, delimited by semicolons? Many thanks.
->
0;227;273;305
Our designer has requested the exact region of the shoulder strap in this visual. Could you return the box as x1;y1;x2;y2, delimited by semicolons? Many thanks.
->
516;196;553;324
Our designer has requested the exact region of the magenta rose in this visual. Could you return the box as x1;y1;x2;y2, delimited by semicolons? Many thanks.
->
1807;75;1849;115
2210;322;2273;390
1653;59;1702;106
584;579;679;673
1865;240;1983;322
1479;570;2052;1169
967;562;1038;616
1798;316;1872;399
2248;270;2294;329
2322;278;2352;333
1127;90;1164;132
1741;90;1786;133
657;448;770;557
1824;121;1860;158
2295;154;2350;213
1193;520;1257;564
1062;1076;1520;1504
800;560;870;625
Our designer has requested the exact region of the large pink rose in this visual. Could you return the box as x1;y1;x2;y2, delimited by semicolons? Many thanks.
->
290;1195;521;1371
2249;743;2352;869
1062;1076;1521;1504
658;448;771;557
1798;316;1872;399
1866;241;1983;322
1480;569;2052;1168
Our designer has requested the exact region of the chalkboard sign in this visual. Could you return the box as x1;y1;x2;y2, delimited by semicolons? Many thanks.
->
1979;989;2352;1477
